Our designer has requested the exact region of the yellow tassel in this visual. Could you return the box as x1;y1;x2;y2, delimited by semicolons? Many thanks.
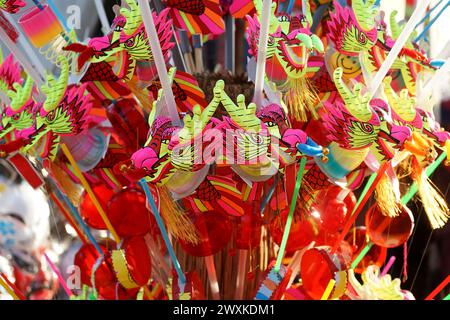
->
158;186;200;245
127;77;153;114
413;161;449;229
281;77;319;122
47;161;82;205
375;174;401;218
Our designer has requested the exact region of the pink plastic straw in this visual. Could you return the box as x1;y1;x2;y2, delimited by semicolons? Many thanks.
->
44;253;73;298
381;256;396;276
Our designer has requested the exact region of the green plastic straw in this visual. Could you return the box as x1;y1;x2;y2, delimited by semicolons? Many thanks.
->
443;293;450;300
274;157;307;272
351;242;374;269
401;152;447;205
352;152;447;268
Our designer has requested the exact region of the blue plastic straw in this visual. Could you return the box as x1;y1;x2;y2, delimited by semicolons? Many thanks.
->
46;0;70;33
139;179;186;284
415;0;445;27
53;187;103;256
415;1;450;42
32;0;45;11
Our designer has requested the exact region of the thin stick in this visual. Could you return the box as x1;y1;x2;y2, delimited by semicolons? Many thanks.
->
0;274;20;300
192;35;204;73
425;275;450;300
31;0;44;11
204;255;220;300
370;0;433;96
351;242;374;269
139;180;186;284
254;0;272;107
274;157;307;272
225;15;235;73
0;27;45;87
94;0;111;34
235;250;247;300
61;144;121;243
137;0;180;126
46;0;70;33
320;279;335;300
0;273;24;300
52;186;103;256
381;256;397;276
414;1;450;42
44;253;73;298
331;162;389;254
401;152;447;205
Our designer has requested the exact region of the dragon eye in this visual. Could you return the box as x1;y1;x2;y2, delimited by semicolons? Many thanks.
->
358;32;367;45
125;38;135;47
46;111;56;122
12;114;20;120
162;139;169;144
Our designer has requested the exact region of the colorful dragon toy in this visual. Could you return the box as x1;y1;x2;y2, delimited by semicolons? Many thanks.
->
326;1;435;96
164;0;225;36
0;0;25;14
383;77;449;229
0;76;36;156
246;0;325;122
27;56;93;161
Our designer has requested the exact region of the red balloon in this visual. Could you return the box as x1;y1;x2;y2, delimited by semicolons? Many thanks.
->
365;204;414;248
312;186;356;234
107;188;155;238
119;236;152;287
179;211;232;257
74;244;106;286
106;99;149;154
235;210;262;250
79;184;114;230
269;209;316;253
300;247;350;300
74;243;139;300
345;226;387;274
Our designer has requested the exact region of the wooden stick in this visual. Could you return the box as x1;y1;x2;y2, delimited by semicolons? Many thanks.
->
61;144;120;243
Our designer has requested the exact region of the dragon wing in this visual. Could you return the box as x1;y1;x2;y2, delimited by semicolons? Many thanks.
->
45;84;93;135
167;0;224;36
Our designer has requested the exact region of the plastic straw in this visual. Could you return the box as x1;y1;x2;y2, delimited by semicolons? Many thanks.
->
137;0;180;126
44;253;73;298
331;162;389;254
444;293;450;300
47;0;70;33
425;275;450;300
61;144;121;243
274;157;307;272
32;0;44;11
52;187;103;256
254;0;272;107
138;179;186;284
94;0;111;34
0;27;45;87
204;255;220;300
415;1;450;42
370;0;433;96
351;242;374;269
320;279;335;300
0;274;20;300
381;256;396;276
401;152;447;205
235;250;247;299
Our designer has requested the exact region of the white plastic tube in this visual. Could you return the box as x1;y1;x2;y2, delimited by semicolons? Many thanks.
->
137;0;180;126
